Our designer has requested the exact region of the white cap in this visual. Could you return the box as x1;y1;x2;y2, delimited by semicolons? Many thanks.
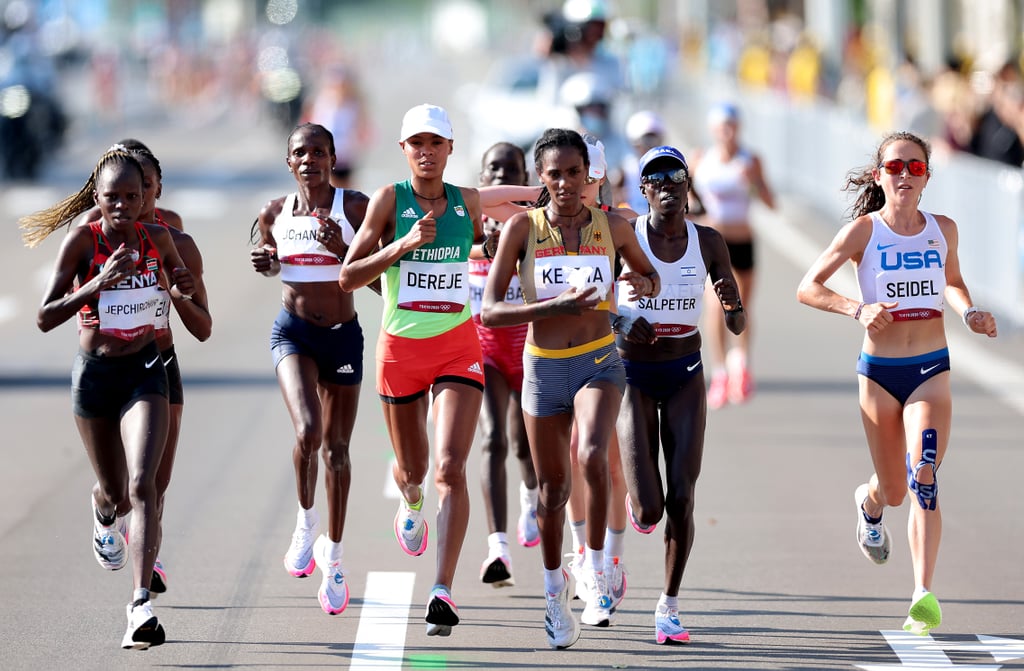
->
583;135;606;180
399;104;453;142
625;110;665;141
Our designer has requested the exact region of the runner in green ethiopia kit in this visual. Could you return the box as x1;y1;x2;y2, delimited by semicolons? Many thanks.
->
340;104;485;638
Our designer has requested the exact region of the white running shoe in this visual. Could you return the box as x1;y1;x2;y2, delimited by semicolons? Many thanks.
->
313;535;349;615
579;565;612;627
564;548;584;600
854;484;890;565
394;490;428;557
121;600;165;650
606;556;627;611
544;570;580;649
425;586;460;636
655;605;690;644
91;498;127;571
480;549;515;587
517;482;540;547
283;509;318;577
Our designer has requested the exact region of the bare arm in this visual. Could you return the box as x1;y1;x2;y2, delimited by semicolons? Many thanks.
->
478;184;542;222
796;216;895;333
250;198;284;277
700;225;746;335
167;230;212;341
608;211;659;301
748;154;775;209
339;184;429;291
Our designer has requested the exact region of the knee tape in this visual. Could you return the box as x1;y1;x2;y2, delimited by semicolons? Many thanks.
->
906;429;939;510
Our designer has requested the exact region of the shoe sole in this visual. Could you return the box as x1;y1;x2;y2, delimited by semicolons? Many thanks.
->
425;594;459;636
122;619;165;650
318;583;349;615
657;630;691;644
854;484;890;565
481;558;515;587
283;556;316;577
151;566;167;595
580;608;611;627
546;624;580;649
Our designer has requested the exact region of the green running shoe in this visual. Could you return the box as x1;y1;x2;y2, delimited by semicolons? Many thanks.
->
903;591;942;635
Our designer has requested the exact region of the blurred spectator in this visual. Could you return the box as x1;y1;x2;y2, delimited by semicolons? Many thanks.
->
892;56;943;144
536;0;624;106
930;56;978;153
785;34;821;100
969;59;1024;167
559;70;629;204
620;109;666;213
303;64;372;187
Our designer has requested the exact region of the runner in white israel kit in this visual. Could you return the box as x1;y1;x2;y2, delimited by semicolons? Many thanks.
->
797;131;997;636
251;123;370;617
614;145;744;644
21;147;195;649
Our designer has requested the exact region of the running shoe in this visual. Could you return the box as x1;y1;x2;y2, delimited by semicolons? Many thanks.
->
903;592;942;635
626;494;656;535
150;558;167;596
579;565;612;627
707;371;729;410
544;570;580;649
480;550;515;587
394;489;428;557
121;600;166;650
606;556;627;611
564;548;584;600
854;484;890;565
313;535;349;615
91;498;128;571
517;483;540;547
283;509;318;577
728;366;754;404
425;585;459;636
655;605;691;644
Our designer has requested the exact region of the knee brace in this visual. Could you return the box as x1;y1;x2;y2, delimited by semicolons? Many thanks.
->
906;429;939;510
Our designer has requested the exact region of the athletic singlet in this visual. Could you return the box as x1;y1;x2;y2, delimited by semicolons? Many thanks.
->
616;215;705;337
77;222;166;340
151;209;174;338
382;180;473;338
857;211;947;321
518;207;615;311
693;147;752;223
275;189;354;283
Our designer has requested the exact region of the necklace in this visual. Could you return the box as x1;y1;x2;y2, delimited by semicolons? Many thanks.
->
545;204;586;221
412;188;446;201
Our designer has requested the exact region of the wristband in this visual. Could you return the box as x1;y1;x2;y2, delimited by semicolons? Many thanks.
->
725;305;744;315
482;238;494;260
853;302;865;320
962;306;979;327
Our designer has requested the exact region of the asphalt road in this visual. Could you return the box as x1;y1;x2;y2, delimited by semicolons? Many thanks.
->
1;46;1022;671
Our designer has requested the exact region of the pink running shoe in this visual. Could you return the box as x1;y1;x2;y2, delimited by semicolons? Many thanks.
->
729;366;754;404
626;494;657;535
707;371;729;410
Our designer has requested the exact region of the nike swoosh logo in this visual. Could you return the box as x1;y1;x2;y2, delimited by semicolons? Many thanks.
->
144;356;161;369
686;361;701;372
876;243;898;251
536;236;551;244
594;352;611;364
163;356;175;366
920;363;942;375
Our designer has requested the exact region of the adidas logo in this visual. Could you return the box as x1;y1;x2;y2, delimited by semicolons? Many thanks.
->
401;207;418;219
467;362;482;375
336;364;354;374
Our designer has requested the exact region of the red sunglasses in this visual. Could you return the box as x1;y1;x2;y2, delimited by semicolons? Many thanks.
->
879;159;928;176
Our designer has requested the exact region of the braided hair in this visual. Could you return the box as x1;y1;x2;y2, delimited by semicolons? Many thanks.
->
532;127;589;175
20;146;145;248
844;131;931;220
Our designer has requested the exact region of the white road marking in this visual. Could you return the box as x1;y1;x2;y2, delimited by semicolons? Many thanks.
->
855;630;1018;670
350;571;416;671
755;206;1024;416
